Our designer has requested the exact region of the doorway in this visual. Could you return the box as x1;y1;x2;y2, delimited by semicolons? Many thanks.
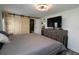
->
30;19;34;33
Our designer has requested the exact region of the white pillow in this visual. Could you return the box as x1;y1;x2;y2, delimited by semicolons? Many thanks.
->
0;33;10;43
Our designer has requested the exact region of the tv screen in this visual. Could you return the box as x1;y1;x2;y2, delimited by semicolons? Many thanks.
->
47;16;62;28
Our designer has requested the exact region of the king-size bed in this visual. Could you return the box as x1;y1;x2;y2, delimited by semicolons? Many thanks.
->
0;33;66;55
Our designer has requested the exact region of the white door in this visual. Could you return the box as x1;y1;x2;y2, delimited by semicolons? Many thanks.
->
34;19;41;34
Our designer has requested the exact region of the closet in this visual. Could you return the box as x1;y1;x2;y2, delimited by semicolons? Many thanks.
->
3;13;30;34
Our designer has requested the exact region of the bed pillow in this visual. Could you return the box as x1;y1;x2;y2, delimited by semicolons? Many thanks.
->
0;33;10;43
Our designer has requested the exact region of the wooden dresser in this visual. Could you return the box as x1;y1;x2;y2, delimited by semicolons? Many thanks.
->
42;29;68;48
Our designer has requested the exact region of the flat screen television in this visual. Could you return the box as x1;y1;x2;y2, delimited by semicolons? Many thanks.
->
47;16;62;28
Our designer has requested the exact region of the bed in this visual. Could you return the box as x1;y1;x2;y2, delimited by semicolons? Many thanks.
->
0;33;66;55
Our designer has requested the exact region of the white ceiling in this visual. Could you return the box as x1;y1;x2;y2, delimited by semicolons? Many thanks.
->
0;4;79;18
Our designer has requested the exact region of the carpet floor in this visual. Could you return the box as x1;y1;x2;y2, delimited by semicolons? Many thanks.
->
60;49;79;55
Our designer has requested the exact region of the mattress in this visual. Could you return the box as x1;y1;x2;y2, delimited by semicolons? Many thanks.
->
0;33;66;55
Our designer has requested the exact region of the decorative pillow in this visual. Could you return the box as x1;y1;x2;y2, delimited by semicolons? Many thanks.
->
0;33;10;43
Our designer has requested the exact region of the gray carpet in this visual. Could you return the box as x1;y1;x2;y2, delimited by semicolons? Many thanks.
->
60;49;79;55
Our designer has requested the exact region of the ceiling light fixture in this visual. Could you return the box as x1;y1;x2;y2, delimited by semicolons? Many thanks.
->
34;4;52;11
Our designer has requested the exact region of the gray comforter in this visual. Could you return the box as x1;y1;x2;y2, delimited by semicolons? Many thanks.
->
0;33;66;55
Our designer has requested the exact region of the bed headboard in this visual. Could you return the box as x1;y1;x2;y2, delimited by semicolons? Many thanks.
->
42;29;68;48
